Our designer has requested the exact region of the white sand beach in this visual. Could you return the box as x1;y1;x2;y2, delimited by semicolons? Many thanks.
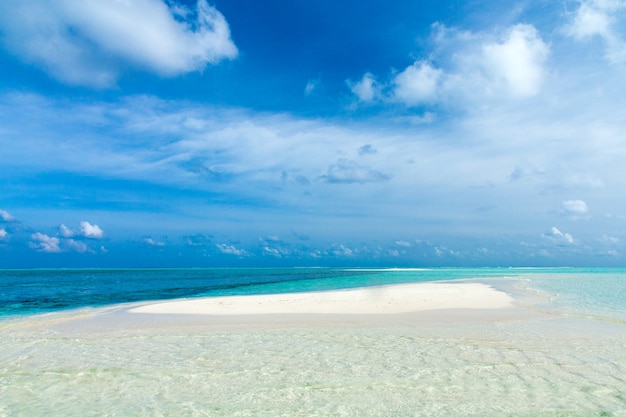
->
128;282;515;316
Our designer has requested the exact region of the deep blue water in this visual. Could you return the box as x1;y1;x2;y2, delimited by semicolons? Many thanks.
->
1;267;625;320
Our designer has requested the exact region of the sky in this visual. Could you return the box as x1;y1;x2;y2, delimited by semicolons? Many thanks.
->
1;0;626;268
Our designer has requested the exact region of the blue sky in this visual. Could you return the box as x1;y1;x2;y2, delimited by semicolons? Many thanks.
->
1;0;626;267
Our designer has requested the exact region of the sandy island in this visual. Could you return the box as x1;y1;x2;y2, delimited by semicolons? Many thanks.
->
128;282;515;316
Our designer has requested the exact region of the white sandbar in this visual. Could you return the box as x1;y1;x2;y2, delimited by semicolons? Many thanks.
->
129;282;514;316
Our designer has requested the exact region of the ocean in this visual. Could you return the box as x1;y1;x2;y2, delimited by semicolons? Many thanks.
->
1;267;625;416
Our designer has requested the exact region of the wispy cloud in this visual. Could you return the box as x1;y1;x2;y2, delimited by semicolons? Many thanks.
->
304;78;321;96
320;159;391;184
66;239;90;253
545;227;576;245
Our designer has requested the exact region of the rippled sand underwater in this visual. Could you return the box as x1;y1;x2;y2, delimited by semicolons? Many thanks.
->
1;308;625;417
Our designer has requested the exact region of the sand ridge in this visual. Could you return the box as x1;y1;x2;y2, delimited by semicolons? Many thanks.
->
128;282;515;316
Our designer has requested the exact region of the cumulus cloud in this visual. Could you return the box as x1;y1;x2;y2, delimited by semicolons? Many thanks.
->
564;0;626;63
479;24;549;97
392;61;442;105
262;246;284;257
560;199;589;218
57;221;104;239
80;221;104;239
321;159;390;184
331;244;356;257
0;228;7;239
0;209;14;222
30;232;61;253
348;72;380;103
0;0;238;87
216;243;247;256
30;231;98;253
349;23;549;107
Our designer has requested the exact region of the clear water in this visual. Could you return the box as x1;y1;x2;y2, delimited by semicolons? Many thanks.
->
1;268;625;416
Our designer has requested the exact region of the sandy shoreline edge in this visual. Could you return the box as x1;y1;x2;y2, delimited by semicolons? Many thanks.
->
128;282;516;316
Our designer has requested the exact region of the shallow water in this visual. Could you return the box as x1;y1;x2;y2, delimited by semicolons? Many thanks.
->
1;268;625;416
1;315;625;416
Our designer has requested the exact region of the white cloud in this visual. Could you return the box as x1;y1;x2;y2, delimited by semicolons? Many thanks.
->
392;61;442;105
560;199;589;217
0;0;237;87
566;2;612;39
59;224;74;238
545;227;575;244
434;245;461;257
0;228;7;239
564;0;626;63
331;244;356;257
262;246;283;257
349;23;549;107
80;221;104;239
304;79;320;95
144;237;165;247
3;73;626;253
216;243;247;256
349;73;380;102
479;24;549;98
0;209;14;222
30;232;61;253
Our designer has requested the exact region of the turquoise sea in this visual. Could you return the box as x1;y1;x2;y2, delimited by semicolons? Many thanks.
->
1;267;625;416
